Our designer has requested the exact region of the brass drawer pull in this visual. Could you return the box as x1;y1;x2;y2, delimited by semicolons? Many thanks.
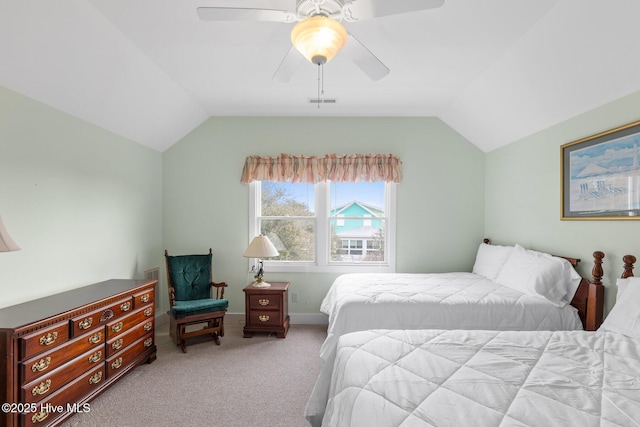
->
39;332;58;346
111;357;123;370
258;315;270;322
78;317;93;330
141;294;150;303
258;299;270;306
112;322;123;333
31;410;49;424
112;339;123;350
31;357;51;373
144;307;153;317
120;301;131;312
88;351;102;364
144;338;153;347
32;379;51;396
143;321;153;332
88;332;102;344
89;371;103;385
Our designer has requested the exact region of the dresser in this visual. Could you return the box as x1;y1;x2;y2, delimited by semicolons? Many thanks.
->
0;279;157;427
243;281;289;338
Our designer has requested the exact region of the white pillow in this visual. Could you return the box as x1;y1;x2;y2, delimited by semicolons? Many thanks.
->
615;277;637;301
600;280;640;339
495;244;576;307
472;243;514;280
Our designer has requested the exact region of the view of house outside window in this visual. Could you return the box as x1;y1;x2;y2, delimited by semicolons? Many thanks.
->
254;181;390;268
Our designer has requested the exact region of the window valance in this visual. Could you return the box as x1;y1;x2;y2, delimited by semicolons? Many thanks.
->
240;153;402;184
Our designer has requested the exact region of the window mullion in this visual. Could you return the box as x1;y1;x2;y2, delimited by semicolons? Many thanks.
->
316;182;329;267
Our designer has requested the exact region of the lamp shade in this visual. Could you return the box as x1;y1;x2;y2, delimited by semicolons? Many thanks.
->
291;15;348;65
0;216;20;252
243;235;279;259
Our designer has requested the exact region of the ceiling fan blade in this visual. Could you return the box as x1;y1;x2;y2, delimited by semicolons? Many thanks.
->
342;0;445;22
342;33;390;81
196;7;296;23
272;46;303;83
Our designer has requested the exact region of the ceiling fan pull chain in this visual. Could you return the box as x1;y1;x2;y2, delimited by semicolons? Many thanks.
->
317;63;321;108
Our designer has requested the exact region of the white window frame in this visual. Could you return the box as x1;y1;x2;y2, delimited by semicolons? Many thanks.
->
248;181;396;273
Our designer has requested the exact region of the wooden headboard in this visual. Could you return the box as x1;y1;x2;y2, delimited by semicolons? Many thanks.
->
569;251;604;331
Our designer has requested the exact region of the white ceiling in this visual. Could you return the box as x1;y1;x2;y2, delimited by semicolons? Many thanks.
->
2;0;640;153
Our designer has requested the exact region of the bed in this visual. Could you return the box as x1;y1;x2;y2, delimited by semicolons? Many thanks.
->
318;241;605;362
306;255;639;427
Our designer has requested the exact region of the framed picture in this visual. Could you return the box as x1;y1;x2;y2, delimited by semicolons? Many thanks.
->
561;120;640;220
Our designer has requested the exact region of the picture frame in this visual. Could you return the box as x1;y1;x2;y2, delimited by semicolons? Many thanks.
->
561;120;640;220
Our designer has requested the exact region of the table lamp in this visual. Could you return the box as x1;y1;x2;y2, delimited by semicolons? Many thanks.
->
0;216;20;252
243;234;279;288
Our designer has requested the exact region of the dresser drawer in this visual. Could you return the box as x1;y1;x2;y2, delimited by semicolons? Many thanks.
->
20;328;104;385
248;294;281;310
134;288;154;308
106;319;153;357
69;297;134;337
106;333;154;378
19;322;70;360
106;305;154;340
22;365;105;427
247;311;281;326
21;347;105;404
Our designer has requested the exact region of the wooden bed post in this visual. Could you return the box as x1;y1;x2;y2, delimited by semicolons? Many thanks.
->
622;255;636;278
586;251;604;331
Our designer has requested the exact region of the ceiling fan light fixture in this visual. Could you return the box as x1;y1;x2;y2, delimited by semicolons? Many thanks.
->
290;16;348;65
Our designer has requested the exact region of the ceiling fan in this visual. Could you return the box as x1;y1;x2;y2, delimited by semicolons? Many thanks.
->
197;0;445;82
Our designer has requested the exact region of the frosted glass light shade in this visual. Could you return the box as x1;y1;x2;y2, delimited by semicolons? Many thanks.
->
291;16;348;65
0;216;20;252
243;235;279;258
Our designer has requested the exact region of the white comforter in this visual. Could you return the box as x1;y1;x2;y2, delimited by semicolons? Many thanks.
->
314;329;640;427
319;273;583;361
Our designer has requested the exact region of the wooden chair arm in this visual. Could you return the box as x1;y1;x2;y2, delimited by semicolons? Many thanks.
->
168;286;176;307
211;281;228;299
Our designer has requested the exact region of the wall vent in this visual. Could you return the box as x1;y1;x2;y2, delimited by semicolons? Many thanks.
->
144;267;161;308
308;98;337;104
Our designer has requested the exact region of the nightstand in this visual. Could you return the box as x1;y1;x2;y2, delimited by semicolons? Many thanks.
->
243;281;290;338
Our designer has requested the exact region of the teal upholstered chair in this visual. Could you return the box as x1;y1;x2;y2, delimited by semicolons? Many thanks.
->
164;249;229;353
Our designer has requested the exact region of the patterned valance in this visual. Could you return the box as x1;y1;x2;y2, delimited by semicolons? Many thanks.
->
240;154;402;184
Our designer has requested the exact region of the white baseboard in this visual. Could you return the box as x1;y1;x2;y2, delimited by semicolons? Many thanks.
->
157;312;328;327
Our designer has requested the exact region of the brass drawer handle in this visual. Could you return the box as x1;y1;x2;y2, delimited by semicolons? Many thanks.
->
143;321;153;332
39;332;58;346
32;357;51;373
32;410;49;424
89;371;102;385
144;338;153;347
120;301;131;312
32;379;51;396
258;298;270;306
88;351;102;364
112;322;123;333
78;317;93;330
144;307;153;317
112;339;123;350
141;294;150;303
111;357;123;370
88;332;102;344
258;315;270;322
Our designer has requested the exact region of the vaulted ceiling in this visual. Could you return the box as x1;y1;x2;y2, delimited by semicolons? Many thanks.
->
2;1;639;152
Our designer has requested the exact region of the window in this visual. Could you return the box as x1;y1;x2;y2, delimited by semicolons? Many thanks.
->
249;181;396;273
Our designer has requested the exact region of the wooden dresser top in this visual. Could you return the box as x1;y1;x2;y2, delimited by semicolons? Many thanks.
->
0;279;156;330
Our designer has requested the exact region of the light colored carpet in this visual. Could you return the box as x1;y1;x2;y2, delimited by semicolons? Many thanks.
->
60;322;327;427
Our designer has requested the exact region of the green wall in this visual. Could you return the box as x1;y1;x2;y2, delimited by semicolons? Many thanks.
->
485;90;640;314
163;117;486;317
0;86;163;309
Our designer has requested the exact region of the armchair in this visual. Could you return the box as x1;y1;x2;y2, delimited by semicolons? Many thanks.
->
164;249;228;353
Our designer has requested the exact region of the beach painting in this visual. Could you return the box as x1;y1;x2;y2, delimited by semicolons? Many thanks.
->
562;120;640;219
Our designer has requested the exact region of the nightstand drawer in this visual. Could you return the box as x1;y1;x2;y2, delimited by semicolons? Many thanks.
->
248;295;281;310
247;311;281;326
